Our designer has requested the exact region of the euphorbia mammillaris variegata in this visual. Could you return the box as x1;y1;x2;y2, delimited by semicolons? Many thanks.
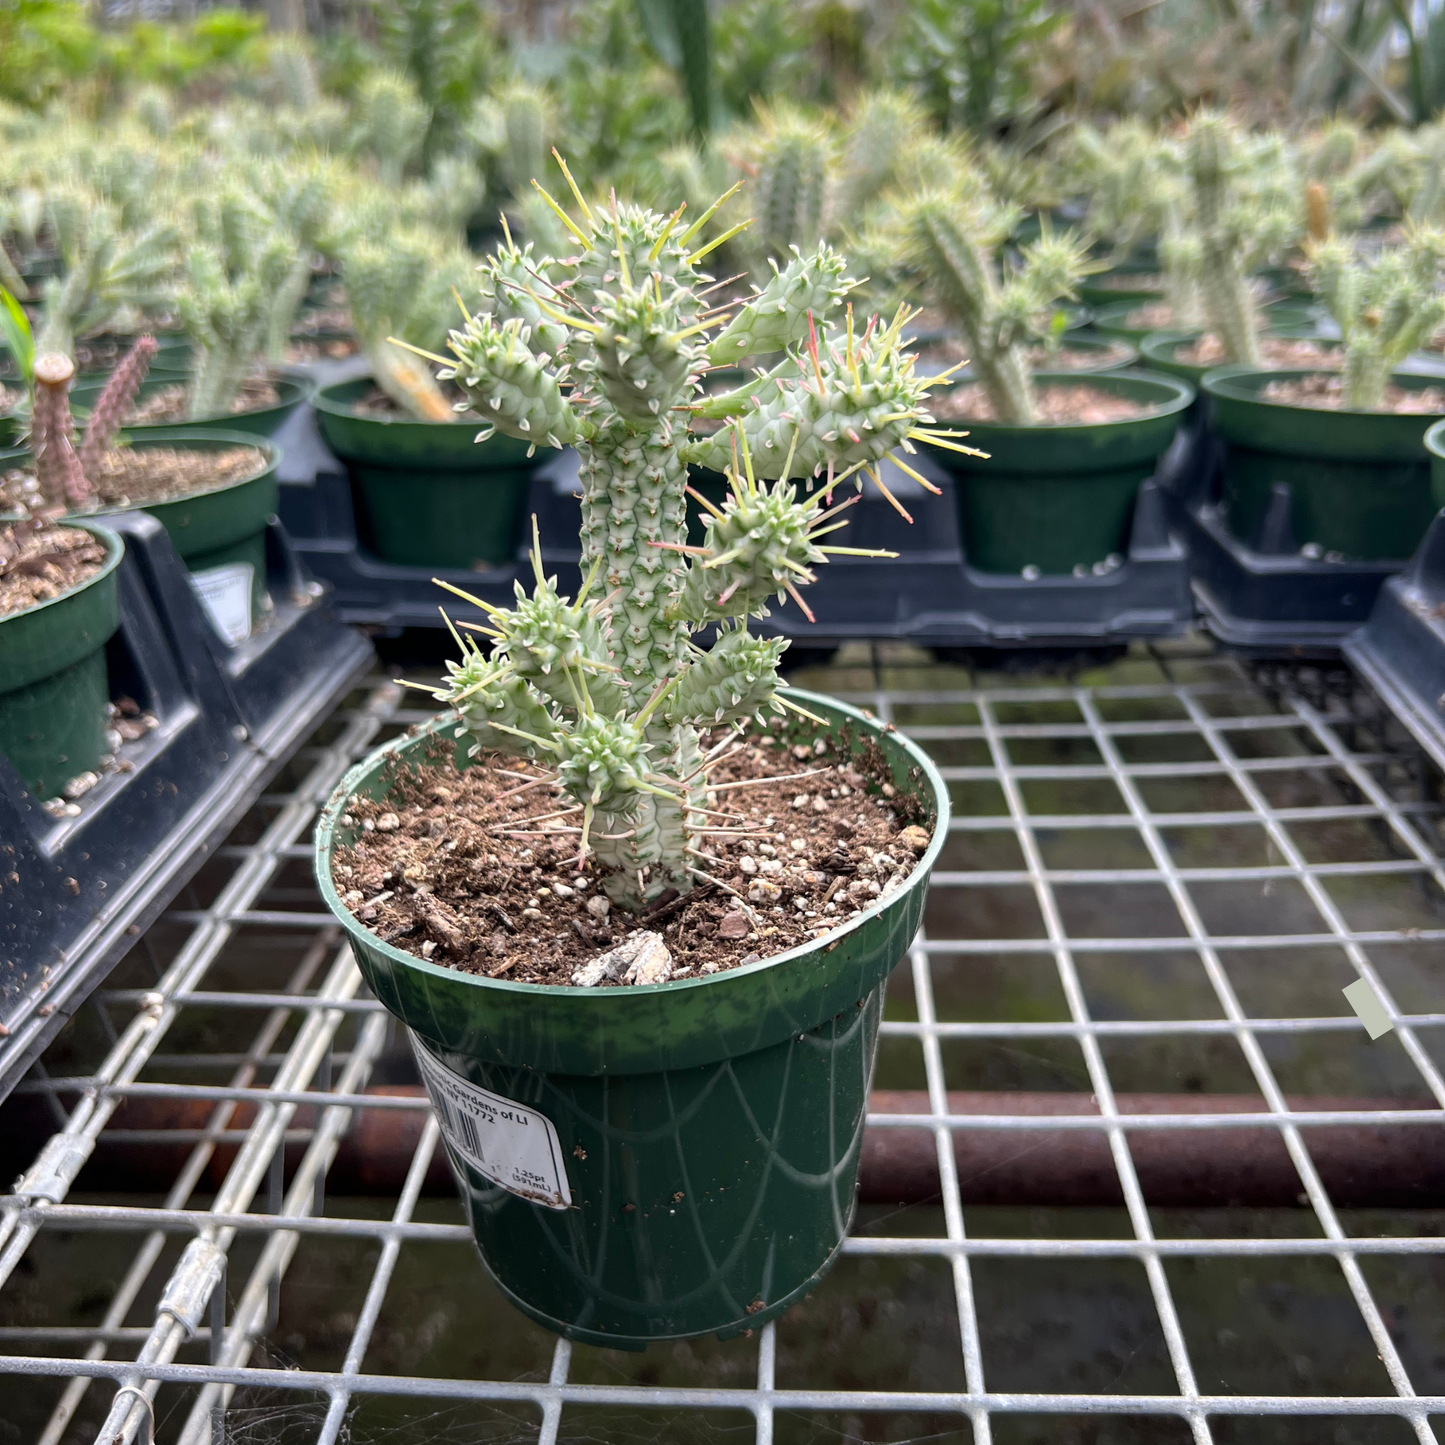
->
421;160;973;910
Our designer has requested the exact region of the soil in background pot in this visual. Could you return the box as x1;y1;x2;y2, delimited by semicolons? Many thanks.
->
0;444;267;515
0;516;108;617
124;376;280;425
1262;374;1445;413
935;382;1157;425
331;721;930;986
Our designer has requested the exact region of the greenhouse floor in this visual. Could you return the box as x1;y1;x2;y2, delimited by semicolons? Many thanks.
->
1;638;1443;1445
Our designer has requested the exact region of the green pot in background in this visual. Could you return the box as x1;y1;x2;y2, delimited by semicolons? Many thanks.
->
1138;330;1339;387
1424;418;1445;513
920;369;1194;575
1092;299;1315;346
314;376;533;571
1;430;278;625
70;371;309;441
0;521;123;800
1205;368;1445;561
313;691;948;1347
1077;262;1166;309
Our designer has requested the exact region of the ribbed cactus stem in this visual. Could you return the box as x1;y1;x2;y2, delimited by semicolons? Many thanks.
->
31;354;91;510
1188;117;1263;367
79;335;156;477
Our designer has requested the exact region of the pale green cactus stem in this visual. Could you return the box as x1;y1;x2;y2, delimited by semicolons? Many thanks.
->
35;190;178;359
263;164;337;364
418;158;956;910
885;187;1090;425
1306;227;1445;410
352;71;427;190
735;104;835;276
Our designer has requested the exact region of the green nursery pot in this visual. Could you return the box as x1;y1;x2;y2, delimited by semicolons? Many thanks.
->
1;431;279;622
313;691;949;1347
314;377;533;570
1092;300;1315;346
69;372;309;440
1203;368;1445;561
1077;263;1166;308
1425;419;1445;509
921;369;1193;575
0;521;122;800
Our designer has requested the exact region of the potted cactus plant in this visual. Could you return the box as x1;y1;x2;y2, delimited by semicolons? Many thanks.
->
311;227;538;571
1;340;280;639
69;192;311;440
1203;227;1445;562
872;184;1192;576
313;170;950;1345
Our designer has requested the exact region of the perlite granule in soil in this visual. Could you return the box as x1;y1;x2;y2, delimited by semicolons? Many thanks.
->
331;723;931;987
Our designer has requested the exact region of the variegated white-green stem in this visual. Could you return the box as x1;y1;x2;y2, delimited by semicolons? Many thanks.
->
413;161;973;911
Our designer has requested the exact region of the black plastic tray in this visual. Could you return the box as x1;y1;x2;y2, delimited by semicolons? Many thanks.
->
276;400;1196;649
0;510;373;1097
1344;510;1445;772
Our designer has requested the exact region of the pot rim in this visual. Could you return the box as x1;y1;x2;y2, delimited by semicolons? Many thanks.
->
313;686;951;999
1424;417;1445;457
0;518;123;627
1202;365;1445;416
929;366;1195;432
72;371;313;425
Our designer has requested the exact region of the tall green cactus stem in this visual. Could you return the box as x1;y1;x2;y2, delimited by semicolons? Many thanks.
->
264;166;337;365
887;190;1090;425
1306;228;1445;410
736;105;835;275
430;167;953;909
1187;115;1262;368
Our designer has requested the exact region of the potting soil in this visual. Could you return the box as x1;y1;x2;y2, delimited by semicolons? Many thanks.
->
126;374;280;424
936;381;1154;424
331;722;930;985
1262;373;1445;412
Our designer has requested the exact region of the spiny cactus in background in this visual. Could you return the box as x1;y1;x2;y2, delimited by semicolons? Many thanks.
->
732;103;835;277
1183;112;1300;367
835;91;928;226
1406;124;1445;226
351;71;428;189
880;186;1090;424
262;162;338;363
425;162;956;910
1306;227;1445;410
341;229;472;421
1070;119;1179;263
467;82;554;212
34;191;178;358
177;193;297;419
266;37;321;112
415;154;488;241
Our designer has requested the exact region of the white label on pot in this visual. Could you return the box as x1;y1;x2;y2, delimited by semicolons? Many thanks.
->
189;562;253;647
411;1037;572;1209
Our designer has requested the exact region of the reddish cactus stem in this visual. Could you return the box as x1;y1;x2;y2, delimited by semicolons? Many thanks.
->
31;353;91;511
79;334;156;480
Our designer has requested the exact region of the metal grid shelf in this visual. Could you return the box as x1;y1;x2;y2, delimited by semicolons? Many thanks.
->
2;641;1444;1445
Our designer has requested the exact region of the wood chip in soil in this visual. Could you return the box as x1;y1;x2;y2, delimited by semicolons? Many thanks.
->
1261;373;1445;414
126;375;280;425
331;723;934;987
0;516;107;617
934;382;1156;424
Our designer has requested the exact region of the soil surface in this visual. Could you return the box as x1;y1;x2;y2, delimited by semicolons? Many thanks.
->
0;516;108;617
1120;302;1180;330
1176;335;1338;368
285;336;359;363
0;445;266;514
291;307;352;337
68;334;182;373
125;375;281;424
916;340;1135;374
934;382;1155;424
1260;373;1445;414
331;722;932;986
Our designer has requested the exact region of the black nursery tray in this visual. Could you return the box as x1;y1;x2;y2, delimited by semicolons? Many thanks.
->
1165;433;1407;657
274;386;1195;650
0;510;372;1098
1344;510;1445;771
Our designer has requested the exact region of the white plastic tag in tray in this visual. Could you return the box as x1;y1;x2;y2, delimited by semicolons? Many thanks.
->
412;1035;573;1209
188;562;253;647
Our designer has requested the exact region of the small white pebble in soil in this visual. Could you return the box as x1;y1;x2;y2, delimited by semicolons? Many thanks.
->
814;738;828;756
420;940;436;959
790;838;808;853
701;961;722;975
738;856;759;876
552;883;573;900
839;783;851;796
376;812;400;832
758;843;776;857
812;795;828;813
759;858;783;876
536;886;551;897
824;902;837;913
586;895;611;920
791;794;809;810
748;880;781;904
881;783;896;798
361;818;375;832
343;890;363;906
793;897;808;911
899;825;931;853
522;907;543;920
791;744;811;760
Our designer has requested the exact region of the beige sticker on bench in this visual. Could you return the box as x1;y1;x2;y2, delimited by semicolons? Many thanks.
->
1342;979;1394;1040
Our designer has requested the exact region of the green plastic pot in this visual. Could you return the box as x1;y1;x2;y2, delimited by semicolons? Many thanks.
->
943;333;1139;383
920;369;1194;575
0;521;123;800
1;431;278;620
1139;330;1337;387
70;372;309;441
1092;299;1315;346
1424;419;1445;511
1203;368;1445;561
313;690;948;1347
314;376;533;570
1078;263;1166;308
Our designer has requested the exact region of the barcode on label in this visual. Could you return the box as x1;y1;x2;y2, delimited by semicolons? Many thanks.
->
411;1034;572;1210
